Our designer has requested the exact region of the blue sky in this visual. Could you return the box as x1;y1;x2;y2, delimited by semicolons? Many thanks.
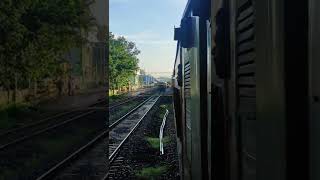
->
110;0;187;77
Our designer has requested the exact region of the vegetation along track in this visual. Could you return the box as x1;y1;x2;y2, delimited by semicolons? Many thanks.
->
34;95;159;180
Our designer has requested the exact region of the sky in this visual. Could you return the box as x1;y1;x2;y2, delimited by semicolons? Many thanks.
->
110;0;188;77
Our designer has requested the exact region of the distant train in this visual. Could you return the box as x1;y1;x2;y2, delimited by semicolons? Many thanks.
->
172;0;318;180
155;82;170;88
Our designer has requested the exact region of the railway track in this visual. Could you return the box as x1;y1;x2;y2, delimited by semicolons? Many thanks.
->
0;95;146;151
105;96;160;179
35;95;160;180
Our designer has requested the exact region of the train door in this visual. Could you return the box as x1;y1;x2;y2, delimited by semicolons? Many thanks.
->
172;42;184;180
310;0;320;179
210;0;233;179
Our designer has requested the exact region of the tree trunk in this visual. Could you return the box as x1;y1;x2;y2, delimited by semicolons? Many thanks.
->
117;84;120;95
28;78;31;89
12;74;18;103
34;80;37;98
6;88;10;105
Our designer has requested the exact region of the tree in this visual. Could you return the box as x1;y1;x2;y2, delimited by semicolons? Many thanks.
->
0;0;94;103
109;32;140;94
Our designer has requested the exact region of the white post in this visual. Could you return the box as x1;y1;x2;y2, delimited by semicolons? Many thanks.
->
159;109;169;155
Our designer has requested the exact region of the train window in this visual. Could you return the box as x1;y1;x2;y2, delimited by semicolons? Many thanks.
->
177;64;182;86
174;27;181;41
181;17;197;48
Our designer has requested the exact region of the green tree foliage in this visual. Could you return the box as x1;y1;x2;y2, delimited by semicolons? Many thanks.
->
109;32;140;94
0;0;94;99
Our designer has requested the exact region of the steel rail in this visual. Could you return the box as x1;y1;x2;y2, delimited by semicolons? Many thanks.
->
109;96;154;129
0;96;148;151
0;99;109;138
0;95;140;139
36;129;110;180
35;96;159;180
103;96;160;180
0;110;95;151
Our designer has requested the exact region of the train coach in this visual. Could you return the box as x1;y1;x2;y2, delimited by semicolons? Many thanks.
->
172;0;320;180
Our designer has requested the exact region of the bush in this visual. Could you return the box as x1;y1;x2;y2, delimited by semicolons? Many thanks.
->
0;103;33;129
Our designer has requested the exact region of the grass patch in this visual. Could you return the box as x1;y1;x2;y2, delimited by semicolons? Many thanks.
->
158;104;171;118
109;94;125;104
158;110;167;119
157;107;167;119
146;137;171;150
0;169;16;180
160;105;167;109
136;166;167;179
0;111;11;129
0;103;34;130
